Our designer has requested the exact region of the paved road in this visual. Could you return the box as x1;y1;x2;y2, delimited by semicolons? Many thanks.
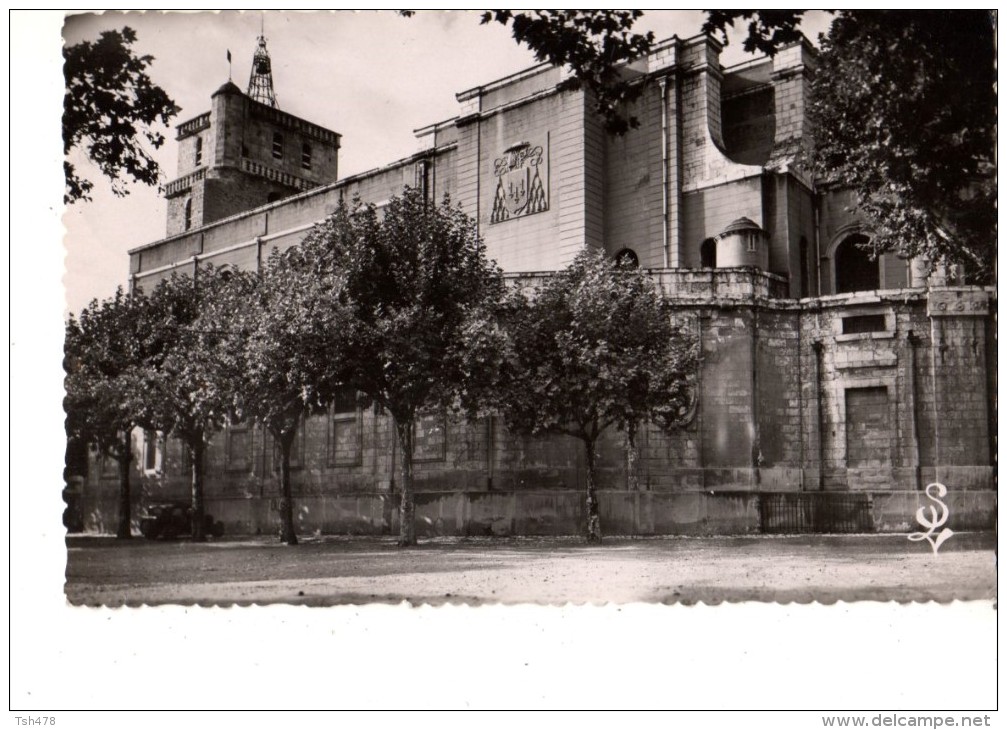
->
65;532;997;606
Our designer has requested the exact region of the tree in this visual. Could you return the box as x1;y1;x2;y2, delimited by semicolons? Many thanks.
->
64;288;153;538
63;26;179;204
705;10;996;280
478;11;654;134
497;250;697;543
703;10;808;56
809;11;995;280
219;250;350;545
141;268;234;541
301;188;505;546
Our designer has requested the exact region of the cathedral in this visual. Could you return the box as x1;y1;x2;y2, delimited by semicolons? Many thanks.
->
80;31;995;537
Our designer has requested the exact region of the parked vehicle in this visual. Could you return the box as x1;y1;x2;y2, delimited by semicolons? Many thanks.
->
139;501;225;539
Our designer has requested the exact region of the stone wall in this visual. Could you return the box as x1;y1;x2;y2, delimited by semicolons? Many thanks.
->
602;79;666;267
80;485;996;539
131;146;458;290
457;88;603;272
82;283;996;536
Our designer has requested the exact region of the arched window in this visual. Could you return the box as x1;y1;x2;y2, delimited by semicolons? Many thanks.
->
183;198;193;231
614;248;639;268
834;234;880;294
700;238;717;268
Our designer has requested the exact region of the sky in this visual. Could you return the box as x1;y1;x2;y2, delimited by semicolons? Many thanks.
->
56;10;833;315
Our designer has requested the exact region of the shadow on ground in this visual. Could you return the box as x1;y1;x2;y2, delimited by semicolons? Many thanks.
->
64;532;997;607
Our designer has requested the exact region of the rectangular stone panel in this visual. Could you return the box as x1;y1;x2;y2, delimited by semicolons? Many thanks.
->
845;387;890;469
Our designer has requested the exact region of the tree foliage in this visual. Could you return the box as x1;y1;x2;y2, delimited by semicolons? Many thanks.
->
64;288;155;538
218;250;351;545
705;10;996;279
702;10;808;56
477;10;654;134
141;267;235;540
496;250;698;542
301;188;505;545
63;26;179;204
809;11;995;279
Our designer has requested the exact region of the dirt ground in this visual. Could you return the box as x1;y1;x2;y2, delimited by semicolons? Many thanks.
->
64;532;997;606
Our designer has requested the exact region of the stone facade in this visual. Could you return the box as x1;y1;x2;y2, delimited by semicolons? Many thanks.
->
79;33;996;536
164;80;341;237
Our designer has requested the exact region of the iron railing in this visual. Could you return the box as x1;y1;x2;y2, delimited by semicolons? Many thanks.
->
760;492;874;534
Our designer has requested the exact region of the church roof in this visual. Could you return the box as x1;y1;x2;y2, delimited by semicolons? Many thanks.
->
212;80;243;97
721;217;763;235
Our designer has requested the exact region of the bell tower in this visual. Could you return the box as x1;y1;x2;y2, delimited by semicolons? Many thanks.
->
247;28;278;108
162;28;341;236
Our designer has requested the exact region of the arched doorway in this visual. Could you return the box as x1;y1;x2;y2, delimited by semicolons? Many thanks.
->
834;234;880;293
700;238;717;268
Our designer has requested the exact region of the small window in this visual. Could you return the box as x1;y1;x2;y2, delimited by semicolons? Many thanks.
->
331;387;357;414
329;387;362;467
183;198;193;231
178;436;191;475
700;238;717;268
143;435;156;471
746;233;758;253
272;132;283;160
413;412;447;462
194;136;203;166
226;420;251;472
301;142;312;170
841;314;887;335
267;191;283;204
415;159;430;200
142;430;162;474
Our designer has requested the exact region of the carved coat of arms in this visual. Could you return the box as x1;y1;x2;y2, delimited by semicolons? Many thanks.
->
490;142;548;223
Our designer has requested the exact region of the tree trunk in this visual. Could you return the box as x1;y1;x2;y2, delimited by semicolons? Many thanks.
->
115;431;132;539
190;436;206;541
277;428;298;545
626;422;640;492
395;420;417;546
584;436;602;543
